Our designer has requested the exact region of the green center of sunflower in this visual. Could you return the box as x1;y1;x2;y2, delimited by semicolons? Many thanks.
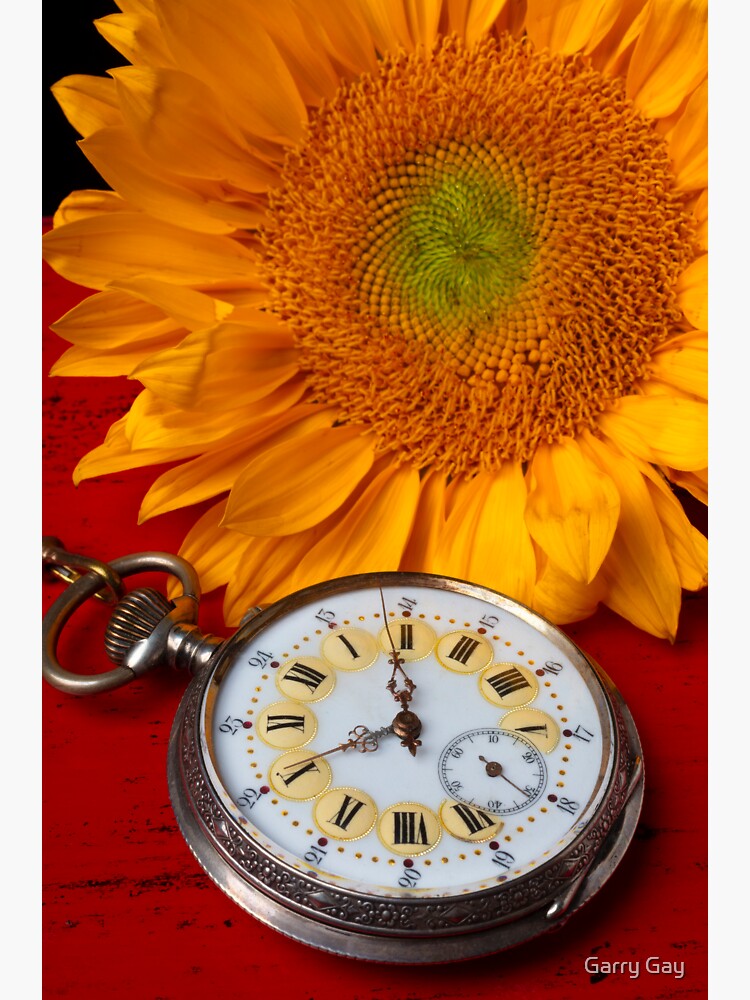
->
360;143;535;373
262;34;695;475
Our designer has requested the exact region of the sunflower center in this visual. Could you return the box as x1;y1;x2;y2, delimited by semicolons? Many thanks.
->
263;34;695;474
360;142;535;374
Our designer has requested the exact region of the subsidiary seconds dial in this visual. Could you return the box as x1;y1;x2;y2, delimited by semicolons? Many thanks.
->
439;728;547;815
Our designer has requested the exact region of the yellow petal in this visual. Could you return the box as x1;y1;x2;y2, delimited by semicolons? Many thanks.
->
139;441;262;522
532;561;604;625
598;395;707;470
640;466;707;591
666;467;707;505
579;432;681;639
137;407;329;520
154;0;307;145
648;330;707;400
586;0;645;73
72;406;197;484
239;0;342;105
96;11;176;69
524;0;623;54
222;528;331;623
131;321;297;409
124;382;307;451
400;471;448;571
294;0;378;77
110;66;280;192
107;277;234;331
351;0;413;54
676;254;708;330
626;0;707;119
50;288;184;348
177;499;253;596
434;465;536;606
404;0;443;49
692;189;708;250
52;189;129;227
42;212;257;289
51;74;121;137
665;78;707;193
80;126;266;234
445;0;514;46
51;339;177;377
223;424;375;536
289;462;421;589
525;437;620;583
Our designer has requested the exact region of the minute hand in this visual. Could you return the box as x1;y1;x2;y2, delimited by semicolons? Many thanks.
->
380;588;422;756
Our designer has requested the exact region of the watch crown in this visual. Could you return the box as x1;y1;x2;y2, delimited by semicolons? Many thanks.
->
104;587;173;664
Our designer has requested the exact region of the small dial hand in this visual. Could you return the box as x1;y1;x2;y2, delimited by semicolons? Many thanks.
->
380;588;422;756
290;724;393;768
478;756;531;797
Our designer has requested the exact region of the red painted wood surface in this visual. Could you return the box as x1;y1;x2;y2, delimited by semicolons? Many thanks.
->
42;245;707;999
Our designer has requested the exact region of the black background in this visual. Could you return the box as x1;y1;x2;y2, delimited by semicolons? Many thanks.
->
42;1;120;215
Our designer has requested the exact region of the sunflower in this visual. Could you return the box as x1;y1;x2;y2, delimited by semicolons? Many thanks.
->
43;0;707;640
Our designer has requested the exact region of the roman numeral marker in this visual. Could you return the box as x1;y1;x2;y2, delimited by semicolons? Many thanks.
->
278;760;321;787
393;811;429;845
283;662;327;693
450;803;496;836
516;724;548;736
486;666;530;699
329;794;366;831
336;634;360;659
448;635;480;665
399;623;414;650
264;714;307;733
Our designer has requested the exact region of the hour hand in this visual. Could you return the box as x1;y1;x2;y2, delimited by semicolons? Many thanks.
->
290;724;393;767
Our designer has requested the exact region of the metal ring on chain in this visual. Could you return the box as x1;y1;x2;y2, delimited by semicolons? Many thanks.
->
42;552;200;696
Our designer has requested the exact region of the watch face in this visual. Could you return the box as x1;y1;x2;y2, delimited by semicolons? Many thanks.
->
169;572;642;962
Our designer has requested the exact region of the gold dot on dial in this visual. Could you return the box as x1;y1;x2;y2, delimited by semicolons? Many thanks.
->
268;749;332;801
276;657;335;703
439;800;504;843
435;631;494;673
378;619;437;661
321;628;380;670
499;707;560;753
255;701;318;750
479;662;539;707
313;787;378;841
377;802;442;856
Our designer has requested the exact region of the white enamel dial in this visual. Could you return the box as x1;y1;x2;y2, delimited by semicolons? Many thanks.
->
199;577;615;898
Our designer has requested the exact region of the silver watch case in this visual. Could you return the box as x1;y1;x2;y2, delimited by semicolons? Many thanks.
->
167;571;644;964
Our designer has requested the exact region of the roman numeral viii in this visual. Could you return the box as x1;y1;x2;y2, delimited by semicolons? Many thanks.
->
393;811;429;845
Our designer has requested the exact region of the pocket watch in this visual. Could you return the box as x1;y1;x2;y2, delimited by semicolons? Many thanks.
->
42;539;643;964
